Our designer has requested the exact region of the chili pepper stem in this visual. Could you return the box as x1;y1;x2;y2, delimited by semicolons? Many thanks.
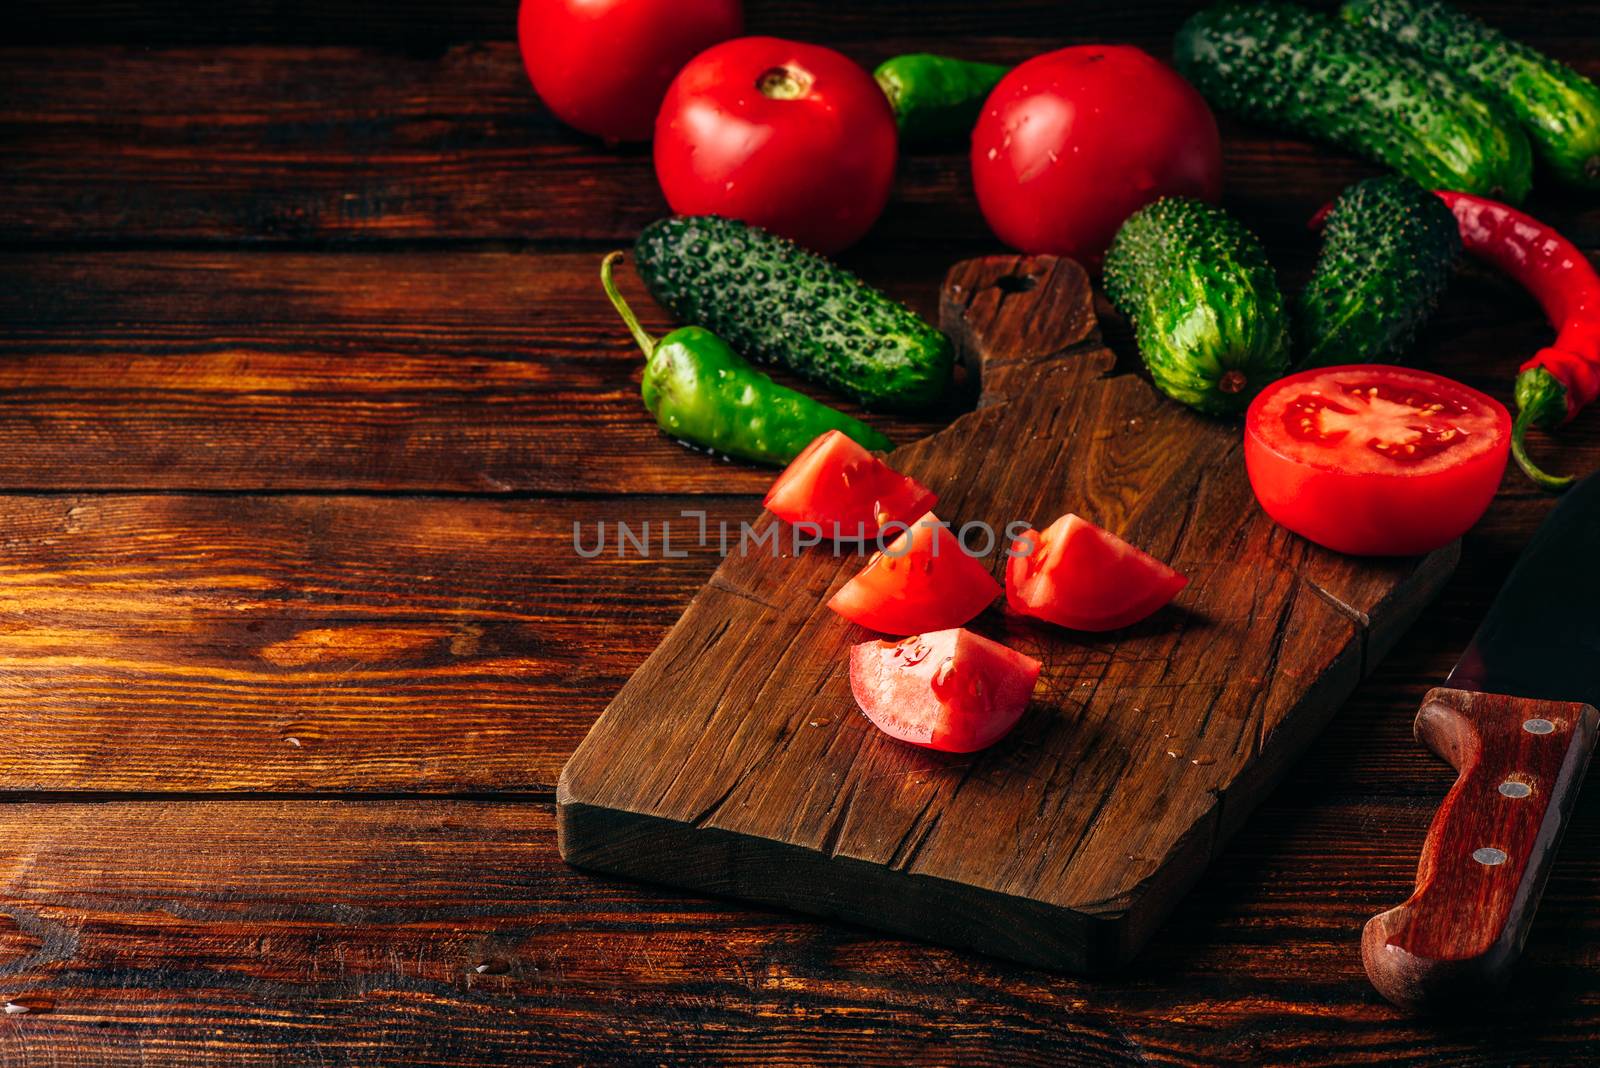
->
1511;410;1575;493
600;251;657;359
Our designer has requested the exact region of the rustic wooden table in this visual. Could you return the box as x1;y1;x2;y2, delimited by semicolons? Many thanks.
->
1;1;1597;1063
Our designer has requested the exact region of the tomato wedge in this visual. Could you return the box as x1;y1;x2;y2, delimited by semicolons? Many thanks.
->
1245;365;1511;556
827;512;1000;635
849;628;1042;753
1006;513;1187;632
764;430;936;540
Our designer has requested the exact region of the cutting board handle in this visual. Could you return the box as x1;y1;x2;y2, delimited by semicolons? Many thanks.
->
938;255;1104;407
1362;687;1599;1009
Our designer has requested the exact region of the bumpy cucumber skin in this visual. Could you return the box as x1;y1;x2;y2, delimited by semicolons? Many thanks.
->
1103;197;1292;417
1343;0;1600;188
874;54;1010;144
1297;176;1461;367
1174;2;1533;202
634;216;953;412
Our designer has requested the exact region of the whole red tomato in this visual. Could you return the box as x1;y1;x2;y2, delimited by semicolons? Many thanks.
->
971;45;1222;266
654;37;898;254
517;0;742;142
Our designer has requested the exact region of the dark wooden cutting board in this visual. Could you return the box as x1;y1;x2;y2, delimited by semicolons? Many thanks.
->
558;255;1456;972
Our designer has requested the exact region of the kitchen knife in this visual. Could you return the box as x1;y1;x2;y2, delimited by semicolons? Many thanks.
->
1363;472;1600;1010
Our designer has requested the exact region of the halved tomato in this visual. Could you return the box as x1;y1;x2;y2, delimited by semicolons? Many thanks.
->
1245;365;1511;556
764;430;936;540
1006;513;1187;631
849;628;1042;753
827;512;1000;635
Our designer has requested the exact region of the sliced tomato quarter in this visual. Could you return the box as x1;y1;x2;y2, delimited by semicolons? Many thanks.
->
827;512;1000;635
1006;513;1187;632
764;430;936;540
849;628;1042;753
1245;365;1511;556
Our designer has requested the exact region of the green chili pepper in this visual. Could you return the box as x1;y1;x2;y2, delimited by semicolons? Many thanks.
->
874;53;1010;144
601;253;893;466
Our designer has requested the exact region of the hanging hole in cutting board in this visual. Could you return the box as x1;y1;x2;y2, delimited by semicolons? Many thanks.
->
995;273;1039;294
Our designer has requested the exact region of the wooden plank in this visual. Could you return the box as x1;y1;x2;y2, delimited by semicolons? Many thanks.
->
557;256;1458;972
2;43;1595;246
0;796;1595;1065
0;494;733;793
7;0;1599;47
0;250;945;494
1;0;1187;46
2;250;1595;495
0;489;1576;798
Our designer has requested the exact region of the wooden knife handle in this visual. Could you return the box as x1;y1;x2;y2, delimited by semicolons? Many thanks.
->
1363;687;1599;1010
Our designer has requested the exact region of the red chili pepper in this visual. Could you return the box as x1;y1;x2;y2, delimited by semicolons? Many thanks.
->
1435;191;1600;493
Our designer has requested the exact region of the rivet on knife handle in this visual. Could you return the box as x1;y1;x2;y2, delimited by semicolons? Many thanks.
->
1363;687;1599;1010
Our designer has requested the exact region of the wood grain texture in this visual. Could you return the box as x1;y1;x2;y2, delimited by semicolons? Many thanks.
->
2;248;1594;496
4;0;1600;1060
559;256;1455;972
0;493;745;793
1363;688;1600;1009
0;490;1567;799
0;42;1594;248
0;250;944;494
1;796;1599;1066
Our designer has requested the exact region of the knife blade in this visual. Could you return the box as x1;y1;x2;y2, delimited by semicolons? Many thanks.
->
1446;471;1600;705
1363;472;1600;1010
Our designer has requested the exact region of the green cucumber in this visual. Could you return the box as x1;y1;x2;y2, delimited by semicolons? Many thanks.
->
1297;176;1461;367
1174;2;1533;202
874;53;1010;144
633;215;953;412
1103;197;1292;416
1343;0;1600;188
